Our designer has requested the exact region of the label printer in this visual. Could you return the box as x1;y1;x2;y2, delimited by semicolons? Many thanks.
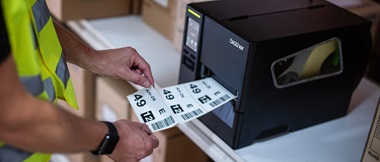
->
178;0;372;149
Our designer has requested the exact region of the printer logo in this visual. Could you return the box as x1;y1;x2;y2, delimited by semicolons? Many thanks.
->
230;38;244;51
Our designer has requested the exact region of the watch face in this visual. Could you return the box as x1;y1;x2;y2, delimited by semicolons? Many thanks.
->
101;134;119;154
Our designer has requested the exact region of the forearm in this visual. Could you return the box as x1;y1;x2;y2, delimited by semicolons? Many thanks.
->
0;56;106;153
53;18;155;87
52;18;98;70
1;96;106;153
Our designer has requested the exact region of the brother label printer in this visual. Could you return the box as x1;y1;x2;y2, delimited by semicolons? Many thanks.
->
178;0;372;149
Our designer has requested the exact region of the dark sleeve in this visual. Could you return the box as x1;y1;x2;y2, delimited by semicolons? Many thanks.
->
0;3;11;64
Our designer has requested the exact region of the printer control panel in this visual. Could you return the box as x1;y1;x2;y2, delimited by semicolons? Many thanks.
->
179;7;204;83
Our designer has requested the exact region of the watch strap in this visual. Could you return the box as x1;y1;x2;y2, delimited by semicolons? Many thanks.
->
103;121;118;137
90;121;120;155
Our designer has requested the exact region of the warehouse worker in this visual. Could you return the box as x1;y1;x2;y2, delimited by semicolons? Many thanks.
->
0;0;158;162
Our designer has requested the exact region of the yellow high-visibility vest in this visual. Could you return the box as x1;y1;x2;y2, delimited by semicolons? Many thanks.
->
1;0;78;161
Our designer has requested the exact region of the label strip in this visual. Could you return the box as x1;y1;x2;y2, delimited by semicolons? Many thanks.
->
126;77;236;132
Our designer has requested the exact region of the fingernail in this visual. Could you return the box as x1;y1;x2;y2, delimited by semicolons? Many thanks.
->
143;81;150;88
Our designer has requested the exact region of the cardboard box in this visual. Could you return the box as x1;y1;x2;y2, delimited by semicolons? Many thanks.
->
46;0;132;21
361;97;380;162
173;0;190;51
132;0;143;15
153;127;209;162
345;0;380;38
142;0;178;41
95;77;136;122
57;63;96;119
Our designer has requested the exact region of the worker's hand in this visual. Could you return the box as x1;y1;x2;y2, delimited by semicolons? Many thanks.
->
92;47;154;88
108;120;159;162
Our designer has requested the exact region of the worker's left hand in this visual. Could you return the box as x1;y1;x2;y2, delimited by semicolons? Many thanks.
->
107;120;159;162
90;47;154;88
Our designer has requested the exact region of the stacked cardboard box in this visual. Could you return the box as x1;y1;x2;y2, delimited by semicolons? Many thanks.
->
132;0;144;15
142;0;178;41
46;0;132;21
95;76;136;122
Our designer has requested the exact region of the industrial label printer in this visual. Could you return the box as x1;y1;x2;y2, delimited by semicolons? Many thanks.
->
178;0;372;149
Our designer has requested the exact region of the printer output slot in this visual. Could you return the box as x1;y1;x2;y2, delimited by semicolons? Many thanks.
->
200;64;212;79
200;65;239;100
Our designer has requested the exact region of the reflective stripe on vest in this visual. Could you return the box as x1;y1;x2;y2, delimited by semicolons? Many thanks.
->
31;0;50;33
0;145;33;162
43;77;56;102
20;75;43;96
29;0;77;106
56;54;70;88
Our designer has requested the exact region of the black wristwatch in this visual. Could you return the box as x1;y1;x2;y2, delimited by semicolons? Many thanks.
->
91;121;120;155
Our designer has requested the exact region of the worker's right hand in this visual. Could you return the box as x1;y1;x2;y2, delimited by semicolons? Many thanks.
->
90;47;155;88
107;120;159;162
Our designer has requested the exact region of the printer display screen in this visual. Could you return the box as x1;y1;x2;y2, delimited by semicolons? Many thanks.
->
185;17;200;52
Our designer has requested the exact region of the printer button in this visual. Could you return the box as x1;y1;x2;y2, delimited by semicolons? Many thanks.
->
182;55;195;71
190;54;196;60
183;49;189;55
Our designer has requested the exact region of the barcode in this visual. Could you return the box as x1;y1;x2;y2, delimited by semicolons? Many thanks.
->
151;116;176;130
210;95;230;107
181;109;204;120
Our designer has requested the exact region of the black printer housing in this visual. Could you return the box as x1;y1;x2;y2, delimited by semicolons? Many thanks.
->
178;0;372;149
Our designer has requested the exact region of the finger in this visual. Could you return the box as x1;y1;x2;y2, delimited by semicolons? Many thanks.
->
132;68;143;75
134;57;154;87
149;134;159;148
126;68;152;88
140;124;152;135
142;69;154;88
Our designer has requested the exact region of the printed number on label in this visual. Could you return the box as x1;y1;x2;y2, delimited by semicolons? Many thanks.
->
198;95;212;104
163;89;175;100
170;104;184;114
134;94;146;107
141;111;155;123
190;84;201;94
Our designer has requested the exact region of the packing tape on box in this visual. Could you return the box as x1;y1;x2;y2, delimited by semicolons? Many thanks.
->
126;77;236;132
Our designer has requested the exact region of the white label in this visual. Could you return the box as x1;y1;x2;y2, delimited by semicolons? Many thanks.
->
127;77;236;132
127;87;177;132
